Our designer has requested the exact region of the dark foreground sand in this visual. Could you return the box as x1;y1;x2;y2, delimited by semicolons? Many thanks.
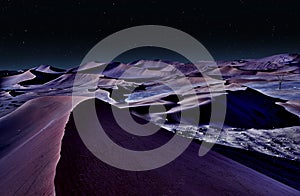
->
55;98;299;195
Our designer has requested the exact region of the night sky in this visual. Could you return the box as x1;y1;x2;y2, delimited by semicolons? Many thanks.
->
1;0;300;70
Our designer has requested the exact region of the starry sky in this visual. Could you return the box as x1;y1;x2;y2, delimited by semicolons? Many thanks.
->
1;0;300;70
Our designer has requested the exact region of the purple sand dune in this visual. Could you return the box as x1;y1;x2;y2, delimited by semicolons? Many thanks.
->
0;97;72;195
54;98;299;195
0;54;300;194
0;96;88;195
1;96;297;195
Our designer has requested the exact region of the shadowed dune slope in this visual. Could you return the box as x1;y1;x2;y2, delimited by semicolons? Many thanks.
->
55;98;299;195
131;87;300;129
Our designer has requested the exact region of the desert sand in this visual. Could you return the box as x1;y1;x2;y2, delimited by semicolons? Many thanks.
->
0;96;298;195
0;54;299;195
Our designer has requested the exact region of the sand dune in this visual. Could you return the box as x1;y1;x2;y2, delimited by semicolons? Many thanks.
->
34;65;66;74
0;70;35;88
0;53;299;194
0;97;298;195
0;96;88;195
55;98;299;195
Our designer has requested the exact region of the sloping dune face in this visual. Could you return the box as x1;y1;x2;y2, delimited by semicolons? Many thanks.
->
54;98;299;195
0;96;88;195
0;54;299;194
0;97;72;195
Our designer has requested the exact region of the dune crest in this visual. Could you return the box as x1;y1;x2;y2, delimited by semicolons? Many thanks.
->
0;54;299;194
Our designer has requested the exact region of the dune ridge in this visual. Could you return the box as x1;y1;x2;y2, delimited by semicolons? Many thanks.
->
0;53;299;194
0;96;88;195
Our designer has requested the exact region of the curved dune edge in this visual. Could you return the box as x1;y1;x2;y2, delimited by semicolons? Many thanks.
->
277;100;300;117
0;96;89;195
0;96;299;195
